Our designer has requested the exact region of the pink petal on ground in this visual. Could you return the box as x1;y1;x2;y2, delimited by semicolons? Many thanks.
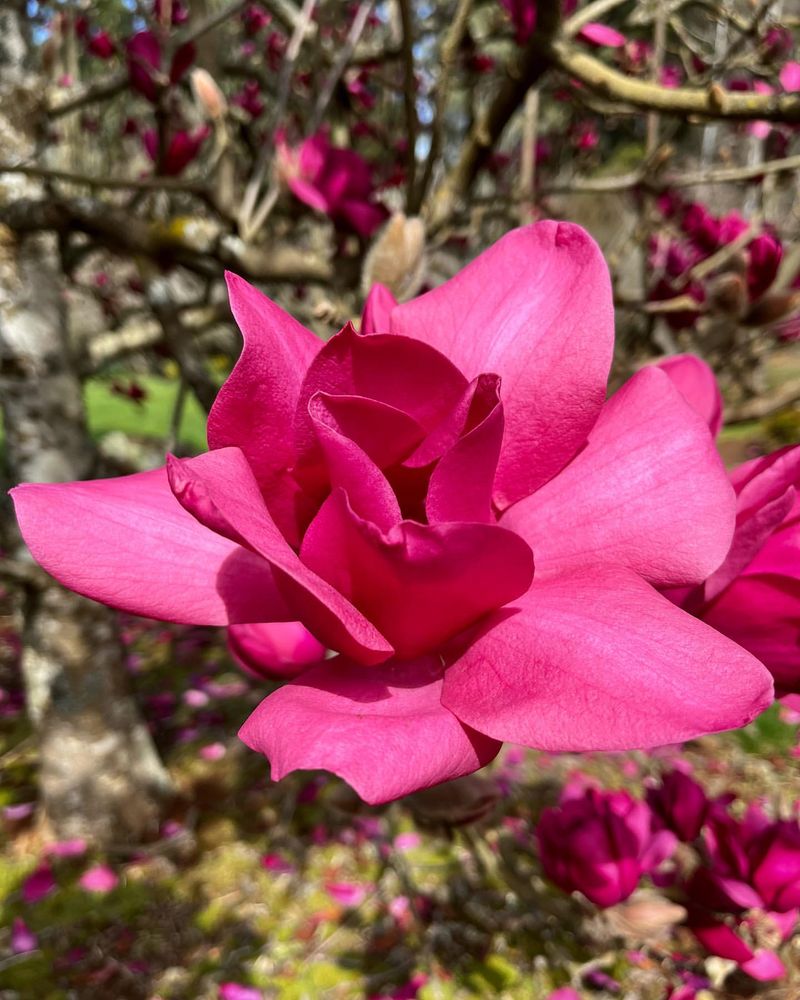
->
441;565;773;750
502;367;736;588
21;864;56;904
239;656;501;804
388;221;614;506
79;865;119;893
44;838;88;858
656;354;723;437
300;489;533;659
11;918;37;953
12;469;287;626
326;881;370;907
167;448;393;664
219;985;263;1000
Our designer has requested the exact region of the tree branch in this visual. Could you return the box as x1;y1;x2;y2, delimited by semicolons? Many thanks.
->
540;36;800;122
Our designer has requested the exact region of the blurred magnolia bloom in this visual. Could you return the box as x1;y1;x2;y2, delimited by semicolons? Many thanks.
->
537;787;677;908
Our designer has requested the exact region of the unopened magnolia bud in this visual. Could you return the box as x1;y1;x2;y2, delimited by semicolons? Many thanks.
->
744;290;800;327
707;272;748;318
361;213;426;302
190;68;227;121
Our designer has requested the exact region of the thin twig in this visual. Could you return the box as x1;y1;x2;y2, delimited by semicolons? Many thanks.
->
0;162;208;195
397;0;419;208
309;0;375;133
237;0;317;240
413;0;473;213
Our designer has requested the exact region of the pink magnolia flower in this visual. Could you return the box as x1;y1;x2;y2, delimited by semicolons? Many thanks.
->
546;990;581;1000
501;0;624;48
21;864;56;904
12;222;773;804
537;787;677;907
646;769;710;843
142;126;210;176
686;806;800;980
658;355;800;694
277;131;386;237
228;621;325;680
126;30;196;103
86;30;116;60
232;80;265;119
499;0;537;45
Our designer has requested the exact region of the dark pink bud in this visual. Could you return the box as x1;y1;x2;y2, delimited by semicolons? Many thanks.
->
646;769;709;841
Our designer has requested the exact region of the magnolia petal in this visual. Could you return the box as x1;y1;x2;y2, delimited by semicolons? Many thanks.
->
502;367;736;587
389;221;615;506
441;566;773;750
207;273;322;537
166;448;393;664
228;622;326;681
703;574;800;695
11;470;285;625
238;656;501;804
656;354;723;437
360;283;398;334
300;489;534;659
426;374;504;524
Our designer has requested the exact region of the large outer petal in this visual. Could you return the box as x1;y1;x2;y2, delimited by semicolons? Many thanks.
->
207;274;322;537
502;367;736;588
300;488;534;659
388;221;615;506
656;354;723;437
11;470;286;625
238;656;501;804
166;448;393;664
441;566;773;751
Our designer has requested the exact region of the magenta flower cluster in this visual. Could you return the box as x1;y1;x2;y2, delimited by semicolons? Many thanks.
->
537;769;800;982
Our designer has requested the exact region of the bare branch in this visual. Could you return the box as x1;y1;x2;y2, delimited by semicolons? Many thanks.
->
309;0;375;133
540;36;800;122
397;0;419;207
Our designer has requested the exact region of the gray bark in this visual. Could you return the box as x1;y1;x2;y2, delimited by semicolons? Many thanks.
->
0;7;173;845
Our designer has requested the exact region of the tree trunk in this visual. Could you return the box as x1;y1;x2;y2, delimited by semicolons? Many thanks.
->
0;7;173;842
0;228;174;846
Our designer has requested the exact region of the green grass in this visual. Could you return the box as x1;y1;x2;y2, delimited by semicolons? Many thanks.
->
0;376;209;462
84;376;208;452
